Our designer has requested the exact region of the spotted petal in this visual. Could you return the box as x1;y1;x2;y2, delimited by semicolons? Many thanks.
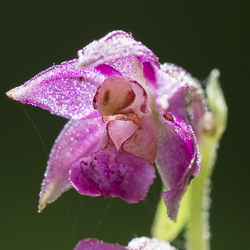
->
156;113;202;221
7;60;120;120
39;113;105;211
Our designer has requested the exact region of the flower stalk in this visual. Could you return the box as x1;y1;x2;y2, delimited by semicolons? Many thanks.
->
186;140;217;250
186;69;227;250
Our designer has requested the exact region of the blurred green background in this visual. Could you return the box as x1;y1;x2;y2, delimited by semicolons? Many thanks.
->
1;1;249;249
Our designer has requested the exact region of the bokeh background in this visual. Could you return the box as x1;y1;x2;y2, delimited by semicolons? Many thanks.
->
1;1;249;249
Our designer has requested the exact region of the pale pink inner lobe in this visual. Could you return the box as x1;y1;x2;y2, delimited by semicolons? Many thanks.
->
108;120;138;150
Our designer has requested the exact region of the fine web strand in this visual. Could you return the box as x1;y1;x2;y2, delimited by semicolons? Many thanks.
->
91;200;113;238
61;194;76;247
67;196;84;247
16;102;48;156
17;103;75;241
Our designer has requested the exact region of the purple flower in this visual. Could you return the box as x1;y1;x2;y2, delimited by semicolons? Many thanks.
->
73;237;177;250
7;31;204;221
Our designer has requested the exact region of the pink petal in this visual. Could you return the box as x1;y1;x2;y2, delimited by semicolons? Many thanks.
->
156;113;202;221
6;60;116;120
154;64;186;111
39;113;105;211
74;238;126;250
77;31;159;68
157;64;206;140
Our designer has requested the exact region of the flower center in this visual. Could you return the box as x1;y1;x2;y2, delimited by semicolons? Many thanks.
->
93;76;136;116
93;76;157;164
93;76;151;118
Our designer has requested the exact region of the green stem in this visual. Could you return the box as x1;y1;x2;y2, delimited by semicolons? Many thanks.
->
186;139;218;250
186;69;227;250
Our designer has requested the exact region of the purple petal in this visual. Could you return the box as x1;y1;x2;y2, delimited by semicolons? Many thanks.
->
78;31;159;68
127;237;177;250
74;238;126;250
158;64;206;139
156;113;201;221
69;134;155;203
154;64;187;112
39;114;105;211
6;60;116;119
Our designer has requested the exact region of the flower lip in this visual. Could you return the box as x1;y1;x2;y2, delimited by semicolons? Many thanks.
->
69;123;156;203
69;114;158;203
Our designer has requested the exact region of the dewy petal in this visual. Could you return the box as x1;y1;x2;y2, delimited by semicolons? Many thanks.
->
154;64;187;112
74;238;126;250
69;122;156;203
107;56;147;86
157;63;206;140
156;113;201;221
6;60;118;120
127;237;177;250
74;237;177;250
165;64;206;139
77;31;160;68
39;113;105;212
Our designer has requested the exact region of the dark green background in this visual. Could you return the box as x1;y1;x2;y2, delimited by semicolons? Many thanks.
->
1;1;249;249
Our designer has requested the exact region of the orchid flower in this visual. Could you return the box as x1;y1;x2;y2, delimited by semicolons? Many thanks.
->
6;31;206;221
73;237;177;250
